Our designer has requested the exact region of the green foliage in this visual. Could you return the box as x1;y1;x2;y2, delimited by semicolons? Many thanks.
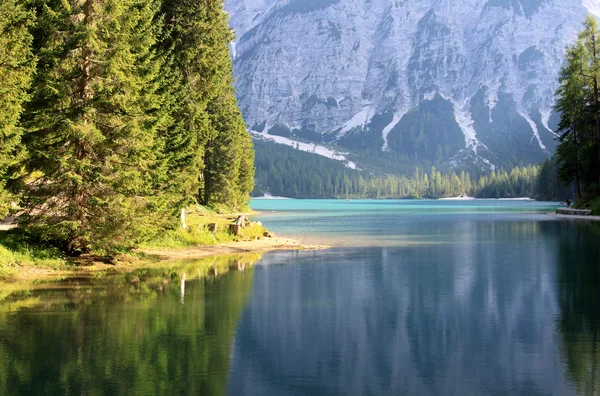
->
19;0;171;255
0;0;254;257
0;254;256;394
254;141;545;199
141;208;267;249
475;167;539;199
574;188;600;215
535;157;570;201
0;0;35;217
203;92;254;210
555;15;600;201
161;0;254;212
0;230;69;279
386;95;464;161
586;195;600;215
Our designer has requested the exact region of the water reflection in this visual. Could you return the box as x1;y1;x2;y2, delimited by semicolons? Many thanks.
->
556;221;600;395
228;220;600;396
0;253;261;395
1;216;600;396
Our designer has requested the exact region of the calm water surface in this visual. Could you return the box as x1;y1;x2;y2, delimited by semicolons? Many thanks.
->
1;200;600;395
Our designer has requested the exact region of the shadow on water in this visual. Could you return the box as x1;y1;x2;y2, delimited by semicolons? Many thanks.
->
555;221;600;396
0;253;262;396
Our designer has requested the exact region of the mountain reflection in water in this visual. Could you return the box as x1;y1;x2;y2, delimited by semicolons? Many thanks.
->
227;219;600;396
1;207;600;396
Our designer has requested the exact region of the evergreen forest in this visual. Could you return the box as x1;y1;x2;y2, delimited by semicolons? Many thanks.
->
253;140;567;201
253;15;600;208
0;0;254;255
553;15;600;213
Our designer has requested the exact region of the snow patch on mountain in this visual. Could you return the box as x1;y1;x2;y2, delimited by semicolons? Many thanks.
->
519;111;547;151
540;108;558;136
486;91;499;123
453;99;481;153
381;113;403;152
250;130;358;170
583;0;600;16
336;107;375;139
423;91;437;101
230;41;237;59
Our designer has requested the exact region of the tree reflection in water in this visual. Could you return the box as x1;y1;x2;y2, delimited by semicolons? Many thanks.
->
557;221;600;396
0;253;261;395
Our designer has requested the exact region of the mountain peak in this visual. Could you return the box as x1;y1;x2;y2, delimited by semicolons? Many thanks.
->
226;0;590;169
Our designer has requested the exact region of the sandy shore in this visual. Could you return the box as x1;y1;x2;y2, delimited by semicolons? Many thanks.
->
553;213;600;221
3;236;326;283
141;237;326;260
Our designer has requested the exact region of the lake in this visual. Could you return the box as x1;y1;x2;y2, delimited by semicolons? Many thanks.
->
1;200;600;395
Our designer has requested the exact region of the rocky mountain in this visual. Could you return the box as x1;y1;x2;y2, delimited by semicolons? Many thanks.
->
225;0;600;170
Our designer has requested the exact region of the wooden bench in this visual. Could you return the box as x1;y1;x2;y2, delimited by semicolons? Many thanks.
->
229;215;251;235
556;208;593;216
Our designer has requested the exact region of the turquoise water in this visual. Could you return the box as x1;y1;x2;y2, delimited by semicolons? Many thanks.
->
251;199;562;246
2;199;600;396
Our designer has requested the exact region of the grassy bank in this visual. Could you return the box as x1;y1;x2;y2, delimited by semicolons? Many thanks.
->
139;206;267;250
0;252;265;304
0;231;72;280
574;191;600;216
0;206;274;281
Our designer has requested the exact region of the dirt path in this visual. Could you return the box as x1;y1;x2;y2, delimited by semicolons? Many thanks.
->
141;237;326;260
0;215;16;231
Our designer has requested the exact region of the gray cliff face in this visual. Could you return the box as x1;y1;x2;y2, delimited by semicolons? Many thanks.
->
225;0;598;168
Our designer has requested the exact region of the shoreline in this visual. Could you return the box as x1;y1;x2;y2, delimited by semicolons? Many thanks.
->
3;206;598;283
1;236;326;283
141;236;327;261
552;213;600;221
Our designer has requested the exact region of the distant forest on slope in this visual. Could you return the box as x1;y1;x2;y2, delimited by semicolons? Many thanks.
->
253;141;568;201
254;15;600;208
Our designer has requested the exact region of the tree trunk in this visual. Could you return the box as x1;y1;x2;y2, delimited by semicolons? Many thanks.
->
70;0;94;253
574;125;582;199
202;141;212;205
81;0;92;104
591;31;600;183
594;77;600;184
180;208;187;229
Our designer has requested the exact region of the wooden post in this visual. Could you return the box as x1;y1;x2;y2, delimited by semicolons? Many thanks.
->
229;224;241;236
233;215;251;228
207;223;218;235
180;272;186;304
181;208;186;230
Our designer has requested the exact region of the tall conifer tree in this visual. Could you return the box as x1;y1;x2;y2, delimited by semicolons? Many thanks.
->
0;0;35;217
556;15;600;193
555;39;588;197
161;0;254;211
201;0;254;210
21;0;167;253
159;0;220;205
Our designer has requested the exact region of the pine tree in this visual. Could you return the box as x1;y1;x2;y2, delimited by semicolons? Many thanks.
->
160;0;254;211
236;123;255;206
0;0;35;218
556;15;600;194
20;0;167;253
157;0;210;206
555;26;587;197
580;16;600;184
